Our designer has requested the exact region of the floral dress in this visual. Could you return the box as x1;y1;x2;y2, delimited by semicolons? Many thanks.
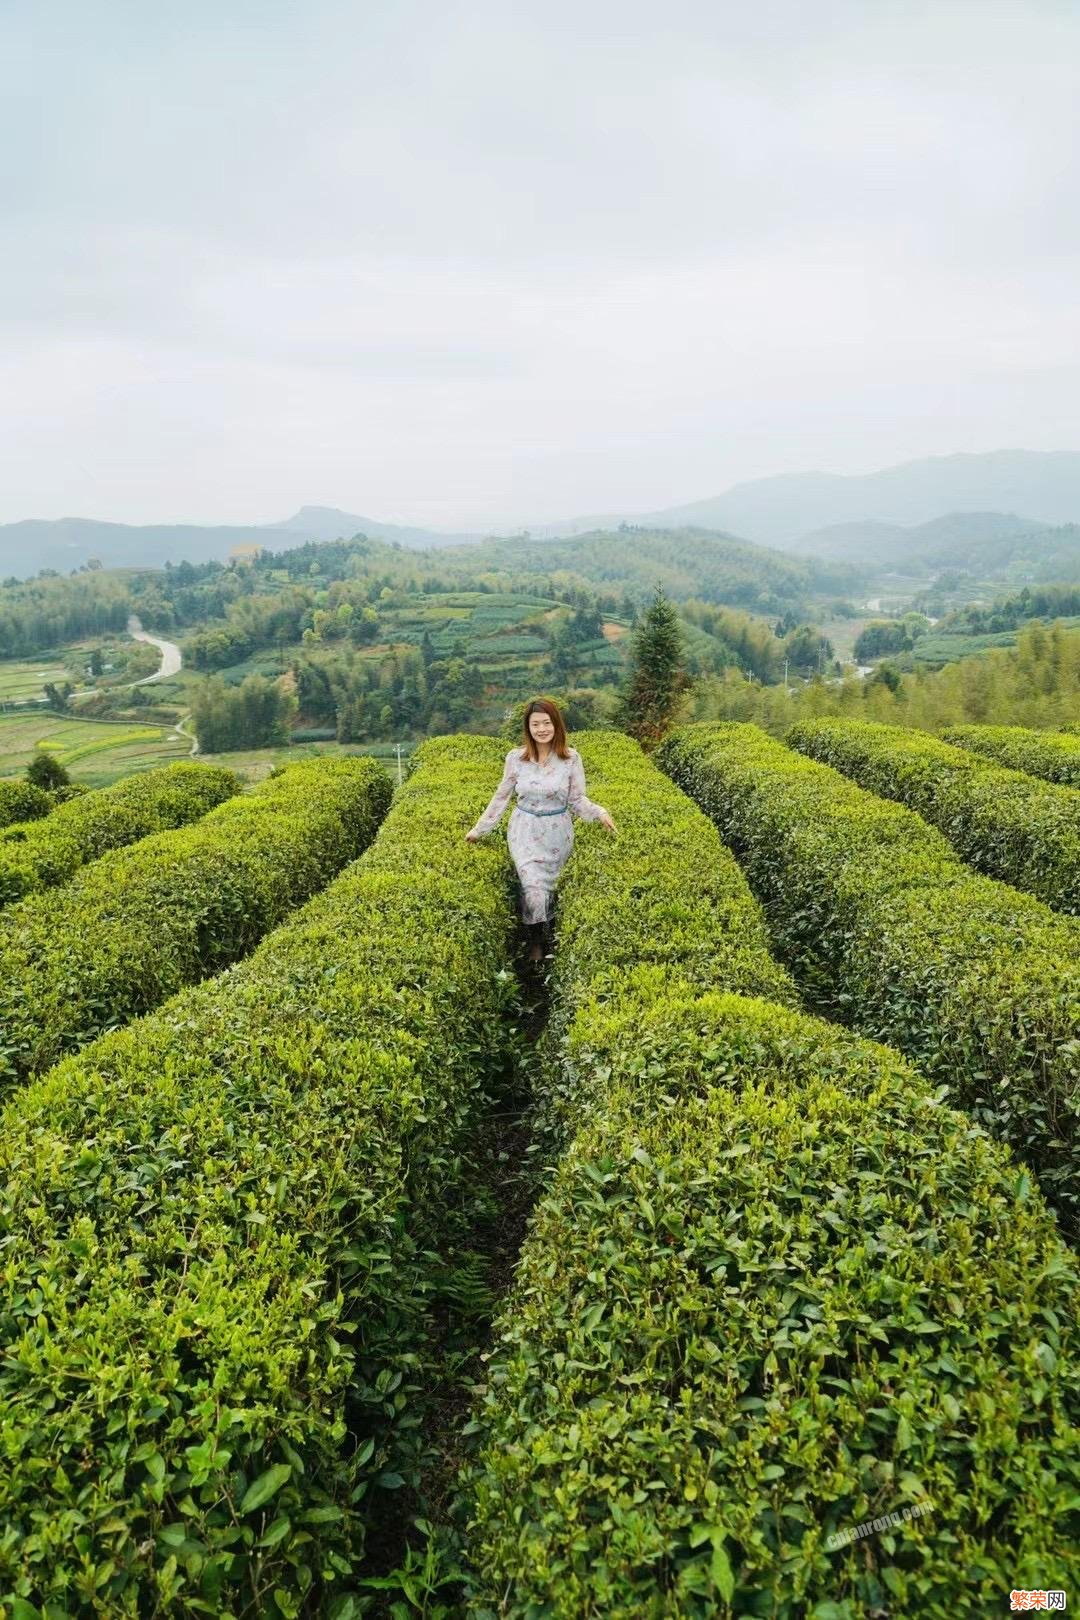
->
469;746;609;924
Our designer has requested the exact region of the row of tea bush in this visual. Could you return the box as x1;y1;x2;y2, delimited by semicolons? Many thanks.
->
0;736;518;1618
465;731;1080;1617
659;722;1080;1238
944;721;1080;789
0;756;392;1090
0;761;236;904
787;717;1080;916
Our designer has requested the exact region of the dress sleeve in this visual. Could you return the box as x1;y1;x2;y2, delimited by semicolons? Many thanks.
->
567;750;607;822
469;750;519;836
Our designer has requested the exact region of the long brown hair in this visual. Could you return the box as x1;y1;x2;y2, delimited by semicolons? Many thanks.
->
519;698;571;763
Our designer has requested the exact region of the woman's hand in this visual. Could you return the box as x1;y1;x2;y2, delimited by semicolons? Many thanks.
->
465;829;480;843
598;811;617;833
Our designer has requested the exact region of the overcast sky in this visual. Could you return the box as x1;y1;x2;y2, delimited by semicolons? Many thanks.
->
2;0;1079;531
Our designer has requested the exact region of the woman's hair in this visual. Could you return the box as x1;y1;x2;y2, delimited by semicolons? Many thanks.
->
519;698;571;763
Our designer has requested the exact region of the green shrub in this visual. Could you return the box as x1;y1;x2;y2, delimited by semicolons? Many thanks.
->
0;761;238;906
0;736;518;1617
787;717;1080;915
657;723;1080;1235
465;732;1080;1614
46;781;91;808
540;730;796;1141
943;723;1080;790
0;757;392;1088
0;778;50;829
466;988;1080;1617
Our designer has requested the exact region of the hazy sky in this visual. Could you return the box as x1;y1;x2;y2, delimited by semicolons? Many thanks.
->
3;0;1079;531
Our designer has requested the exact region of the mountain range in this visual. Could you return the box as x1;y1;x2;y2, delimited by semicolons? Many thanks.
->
3;450;1080;582
535;450;1080;543
0;510;481;578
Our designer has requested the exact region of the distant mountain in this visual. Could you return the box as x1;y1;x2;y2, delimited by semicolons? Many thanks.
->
959;522;1080;583
788;511;1051;570
268;505;481;548
7;449;1080;583
0;517;293;577
0;508;482;580
543;451;1080;548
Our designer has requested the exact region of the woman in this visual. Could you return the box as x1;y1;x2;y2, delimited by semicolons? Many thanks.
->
465;699;617;962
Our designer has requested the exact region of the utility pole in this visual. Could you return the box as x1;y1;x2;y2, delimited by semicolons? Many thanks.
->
783;657;789;692
395;741;404;788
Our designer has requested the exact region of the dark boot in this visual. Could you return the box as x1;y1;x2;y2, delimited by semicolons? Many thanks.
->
525;922;544;964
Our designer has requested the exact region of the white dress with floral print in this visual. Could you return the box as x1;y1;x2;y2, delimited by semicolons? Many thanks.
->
469;746;608;924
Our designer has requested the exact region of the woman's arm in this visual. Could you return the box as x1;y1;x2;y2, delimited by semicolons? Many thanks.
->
467;750;519;838
567;750;612;824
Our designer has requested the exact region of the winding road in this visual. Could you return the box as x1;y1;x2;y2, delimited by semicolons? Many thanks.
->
126;614;198;754
127;615;182;684
173;712;199;756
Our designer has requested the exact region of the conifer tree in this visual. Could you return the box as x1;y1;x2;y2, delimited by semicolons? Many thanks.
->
615;584;690;748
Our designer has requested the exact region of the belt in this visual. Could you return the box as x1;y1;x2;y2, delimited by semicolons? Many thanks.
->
516;802;570;818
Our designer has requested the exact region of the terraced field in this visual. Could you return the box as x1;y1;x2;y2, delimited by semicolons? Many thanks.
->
0;659;62;702
0;711;189;782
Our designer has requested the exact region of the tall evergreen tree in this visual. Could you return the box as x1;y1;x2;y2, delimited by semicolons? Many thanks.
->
615;583;690;748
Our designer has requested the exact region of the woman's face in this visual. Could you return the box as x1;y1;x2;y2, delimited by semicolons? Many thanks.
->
528;709;556;745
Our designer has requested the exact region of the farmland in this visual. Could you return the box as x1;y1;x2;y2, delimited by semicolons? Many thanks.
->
0;711;190;783
0;659;62;703
0;717;1075;1618
907;615;1080;670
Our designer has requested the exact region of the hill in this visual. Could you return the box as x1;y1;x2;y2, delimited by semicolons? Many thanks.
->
546;450;1080;548
422;525;856;611
786;511;1054;570
0;518;290;577
8;450;1080;580
0;509;480;579
267;505;481;547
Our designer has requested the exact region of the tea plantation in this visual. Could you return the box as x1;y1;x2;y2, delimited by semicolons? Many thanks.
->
0;724;1075;1618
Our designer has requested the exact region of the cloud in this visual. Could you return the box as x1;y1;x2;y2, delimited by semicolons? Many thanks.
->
1;0;1078;528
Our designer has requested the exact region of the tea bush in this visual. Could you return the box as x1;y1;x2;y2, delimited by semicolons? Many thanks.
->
0;761;238;905
466;991;1080;1618
0;736;518;1618
0;756;392;1088
787;717;1080;915
465;734;1080;1616
46;781;90;808
658;723;1080;1235
0;778;50;829
537;729;796;1146
943;722;1080;790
